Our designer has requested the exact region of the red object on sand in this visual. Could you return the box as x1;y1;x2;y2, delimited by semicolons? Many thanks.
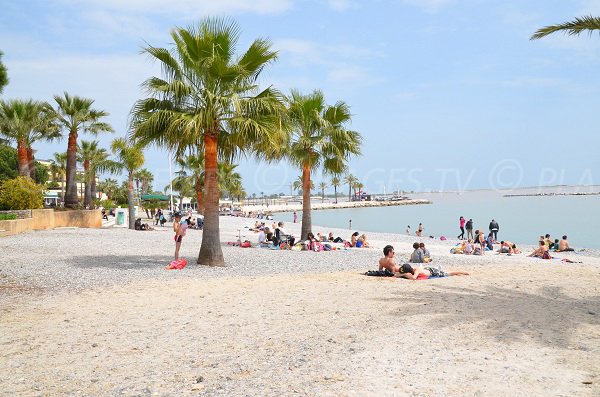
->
416;273;429;280
166;258;188;270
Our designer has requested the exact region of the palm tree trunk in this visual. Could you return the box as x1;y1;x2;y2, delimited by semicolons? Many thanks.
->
300;163;312;241
16;140;29;177
91;171;97;207
60;173;65;206
65;129;79;207
195;176;205;215
334;185;338;204
128;172;135;230
83;160;91;208
27;147;36;180
198;133;224;266
348;183;351;202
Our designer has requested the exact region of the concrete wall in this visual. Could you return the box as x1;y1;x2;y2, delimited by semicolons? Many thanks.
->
32;209;55;230
0;209;101;237
54;210;101;229
0;209;32;219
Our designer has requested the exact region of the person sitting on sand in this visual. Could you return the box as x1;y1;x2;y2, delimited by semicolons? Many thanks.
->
409;242;424;263
463;239;474;255
498;241;515;254
397;263;469;280
544;234;554;250
378;245;399;273
485;233;495;251
528;241;551;259
419;242;432;262
551;238;560;251
558;235;574;251
258;227;272;247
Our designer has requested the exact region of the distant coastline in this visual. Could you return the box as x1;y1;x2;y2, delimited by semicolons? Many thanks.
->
241;199;431;214
504;192;600;198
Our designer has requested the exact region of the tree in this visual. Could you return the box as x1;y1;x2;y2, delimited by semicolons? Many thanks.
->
218;162;242;199
0;99;59;178
111;138;145;229
50;152;67;204
344;174;357;201
131;18;287;266
531;16;600;40
34;161;49;185
0;144;18;182
318;181;327;203
98;178;118;200
78;140;119;208
331;175;340;204
135;168;154;195
176;155;205;214
285;89;361;239
169;172;195;211
52;93;113;207
0;51;8;94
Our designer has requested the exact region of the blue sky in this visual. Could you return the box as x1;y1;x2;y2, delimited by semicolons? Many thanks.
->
1;0;599;195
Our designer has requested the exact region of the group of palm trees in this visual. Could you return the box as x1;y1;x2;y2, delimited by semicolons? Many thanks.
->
293;173;364;204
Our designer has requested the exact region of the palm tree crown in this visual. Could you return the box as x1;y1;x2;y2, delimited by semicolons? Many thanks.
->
285;89;361;239
531;15;600;40
53;93;113;207
130;18;287;266
111;137;145;229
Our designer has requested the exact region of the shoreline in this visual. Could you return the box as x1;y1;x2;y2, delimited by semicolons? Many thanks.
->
239;199;431;214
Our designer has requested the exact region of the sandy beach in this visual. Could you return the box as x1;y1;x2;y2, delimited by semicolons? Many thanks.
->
1;216;599;396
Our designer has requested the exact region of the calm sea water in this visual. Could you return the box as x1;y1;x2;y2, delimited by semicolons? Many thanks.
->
278;189;600;249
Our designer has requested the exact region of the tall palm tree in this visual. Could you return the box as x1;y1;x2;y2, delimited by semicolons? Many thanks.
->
344;174;357;201
51;152;67;204
331;175;340;204
531;16;600;40
0;99;59;178
77;140;99;207
130;18;287;266
135;168;154;195
53;93;113;207
318;181;327;203
355;182;364;197
218;162;242;199
286;89;361;239
111;137;145;229
89;148;119;205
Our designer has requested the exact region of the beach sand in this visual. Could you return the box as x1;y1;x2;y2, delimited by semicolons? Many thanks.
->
1;216;599;396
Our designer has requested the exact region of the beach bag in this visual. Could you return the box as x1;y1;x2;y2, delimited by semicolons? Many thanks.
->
322;244;332;251
240;241;251;248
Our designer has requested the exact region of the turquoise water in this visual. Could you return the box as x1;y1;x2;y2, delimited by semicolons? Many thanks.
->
278;190;600;249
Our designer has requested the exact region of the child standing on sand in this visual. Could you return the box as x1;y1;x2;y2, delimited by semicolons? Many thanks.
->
173;212;186;260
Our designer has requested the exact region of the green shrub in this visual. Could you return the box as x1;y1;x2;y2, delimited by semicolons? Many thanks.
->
0;213;17;220
0;176;44;210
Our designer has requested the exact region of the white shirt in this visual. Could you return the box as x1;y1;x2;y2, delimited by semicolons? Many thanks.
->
258;230;266;244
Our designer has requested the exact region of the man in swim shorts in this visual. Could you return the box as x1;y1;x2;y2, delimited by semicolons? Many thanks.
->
378;245;399;273
397;263;469;280
558;235;575;251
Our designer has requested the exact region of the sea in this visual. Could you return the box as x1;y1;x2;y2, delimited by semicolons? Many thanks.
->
277;186;600;249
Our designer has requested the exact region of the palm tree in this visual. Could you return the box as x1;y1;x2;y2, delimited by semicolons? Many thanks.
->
176;155;205;214
218;162;242;199
355;182;364;197
331;175;340;204
318;181;327;203
0;50;8;94
344;174;357;201
285;89;361;239
130;18;287;266
531;16;600;40
111;138;145;229
77;140;99;207
136;168;154;195
53;93;113;207
98;178;118;200
168;172;195;211
0;99;59;178
50;152;67;205
89;149;119;206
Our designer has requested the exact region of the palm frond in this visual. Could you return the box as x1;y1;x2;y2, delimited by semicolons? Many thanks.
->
531;15;600;40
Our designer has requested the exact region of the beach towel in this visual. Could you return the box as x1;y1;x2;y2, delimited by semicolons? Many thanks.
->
364;269;395;277
166;258;187;270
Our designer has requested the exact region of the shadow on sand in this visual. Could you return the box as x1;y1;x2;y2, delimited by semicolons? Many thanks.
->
71;255;173;270
381;284;599;349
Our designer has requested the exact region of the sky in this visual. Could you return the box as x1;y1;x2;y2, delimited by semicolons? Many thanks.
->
1;0;600;196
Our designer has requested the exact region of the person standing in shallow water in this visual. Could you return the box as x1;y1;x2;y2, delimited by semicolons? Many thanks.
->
458;216;465;240
293;211;297;223
416;223;423;237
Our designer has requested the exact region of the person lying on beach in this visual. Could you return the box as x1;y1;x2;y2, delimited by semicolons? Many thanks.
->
558;235;575;252
528;241;551;259
409;242;424;263
329;232;344;243
350;232;360;247
397;263;469;280
497;241;518;254
358;234;370;248
378;245;399;273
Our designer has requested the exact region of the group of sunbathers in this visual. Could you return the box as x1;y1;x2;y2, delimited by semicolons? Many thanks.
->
527;234;574;259
378;244;469;280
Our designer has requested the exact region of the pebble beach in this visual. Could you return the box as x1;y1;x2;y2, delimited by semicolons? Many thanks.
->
1;215;599;396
